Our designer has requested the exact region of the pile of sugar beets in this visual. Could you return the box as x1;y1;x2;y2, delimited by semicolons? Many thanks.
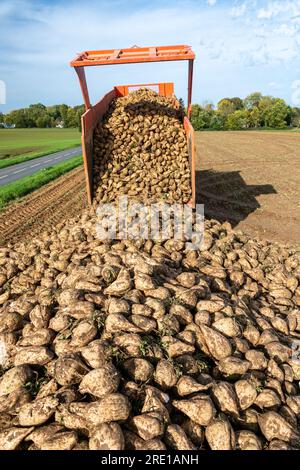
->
0;213;299;450
93;88;192;204
0;93;300;451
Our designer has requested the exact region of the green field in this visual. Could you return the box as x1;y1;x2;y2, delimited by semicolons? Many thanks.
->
0;128;81;169
0;155;83;210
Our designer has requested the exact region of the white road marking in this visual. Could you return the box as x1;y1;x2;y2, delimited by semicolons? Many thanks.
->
0;174;8;180
43;159;53;164
13;168;26;174
53;156;61;160
30;163;40;168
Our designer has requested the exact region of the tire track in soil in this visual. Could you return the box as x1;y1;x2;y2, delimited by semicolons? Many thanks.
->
0;167;88;245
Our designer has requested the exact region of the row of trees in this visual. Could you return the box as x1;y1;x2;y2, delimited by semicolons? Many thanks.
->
190;92;300;131
1;92;299;131
0;103;85;129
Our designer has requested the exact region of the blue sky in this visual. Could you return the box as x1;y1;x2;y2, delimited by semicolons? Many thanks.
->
0;0;300;112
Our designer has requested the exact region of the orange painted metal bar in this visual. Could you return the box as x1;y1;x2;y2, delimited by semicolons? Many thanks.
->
70;45;195;67
71;45;195;112
81;89;117;203
75;67;91;110
112;49;121;60
184;116;196;208
187;59;194;120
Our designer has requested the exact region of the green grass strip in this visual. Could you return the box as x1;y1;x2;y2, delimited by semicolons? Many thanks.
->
0;155;83;210
0;143;81;170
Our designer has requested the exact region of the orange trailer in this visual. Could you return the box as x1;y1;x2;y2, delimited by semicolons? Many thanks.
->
70;45;196;207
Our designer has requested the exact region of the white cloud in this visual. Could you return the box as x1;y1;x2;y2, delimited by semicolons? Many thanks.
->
275;24;299;37
231;1;248;18
224;0;300;67
269;82;281;90
257;1;300;20
2;0;298;71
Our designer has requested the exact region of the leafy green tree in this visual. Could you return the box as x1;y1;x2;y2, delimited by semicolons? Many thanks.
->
258;96;274;110
59;104;69;125
36;114;52;128
222;97;244;111
244;92;263;110
210;112;226;130
291;107;300;127
257;96;275;126
226;110;251;130
264;99;289;128
285;106;294;127
28;103;46;122
191;104;203;129
48;105;62;121
5;109;28;128
217;99;236;116
191;105;214;130
64;108;77;127
250;106;261;128
230;97;244;111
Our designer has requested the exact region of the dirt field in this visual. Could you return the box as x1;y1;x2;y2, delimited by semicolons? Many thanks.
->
0;167;87;245
196;131;300;245
0;131;299;246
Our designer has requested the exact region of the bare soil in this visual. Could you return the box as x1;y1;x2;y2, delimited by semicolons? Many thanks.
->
0;167;87;245
196;131;300;245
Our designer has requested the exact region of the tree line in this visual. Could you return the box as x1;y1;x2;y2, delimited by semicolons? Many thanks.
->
190;92;300;131
1;92;300;131
0;103;85;129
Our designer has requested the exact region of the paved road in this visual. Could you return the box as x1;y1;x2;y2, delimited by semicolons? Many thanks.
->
0;146;82;187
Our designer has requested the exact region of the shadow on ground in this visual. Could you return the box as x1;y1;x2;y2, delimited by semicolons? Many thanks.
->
196;169;277;227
